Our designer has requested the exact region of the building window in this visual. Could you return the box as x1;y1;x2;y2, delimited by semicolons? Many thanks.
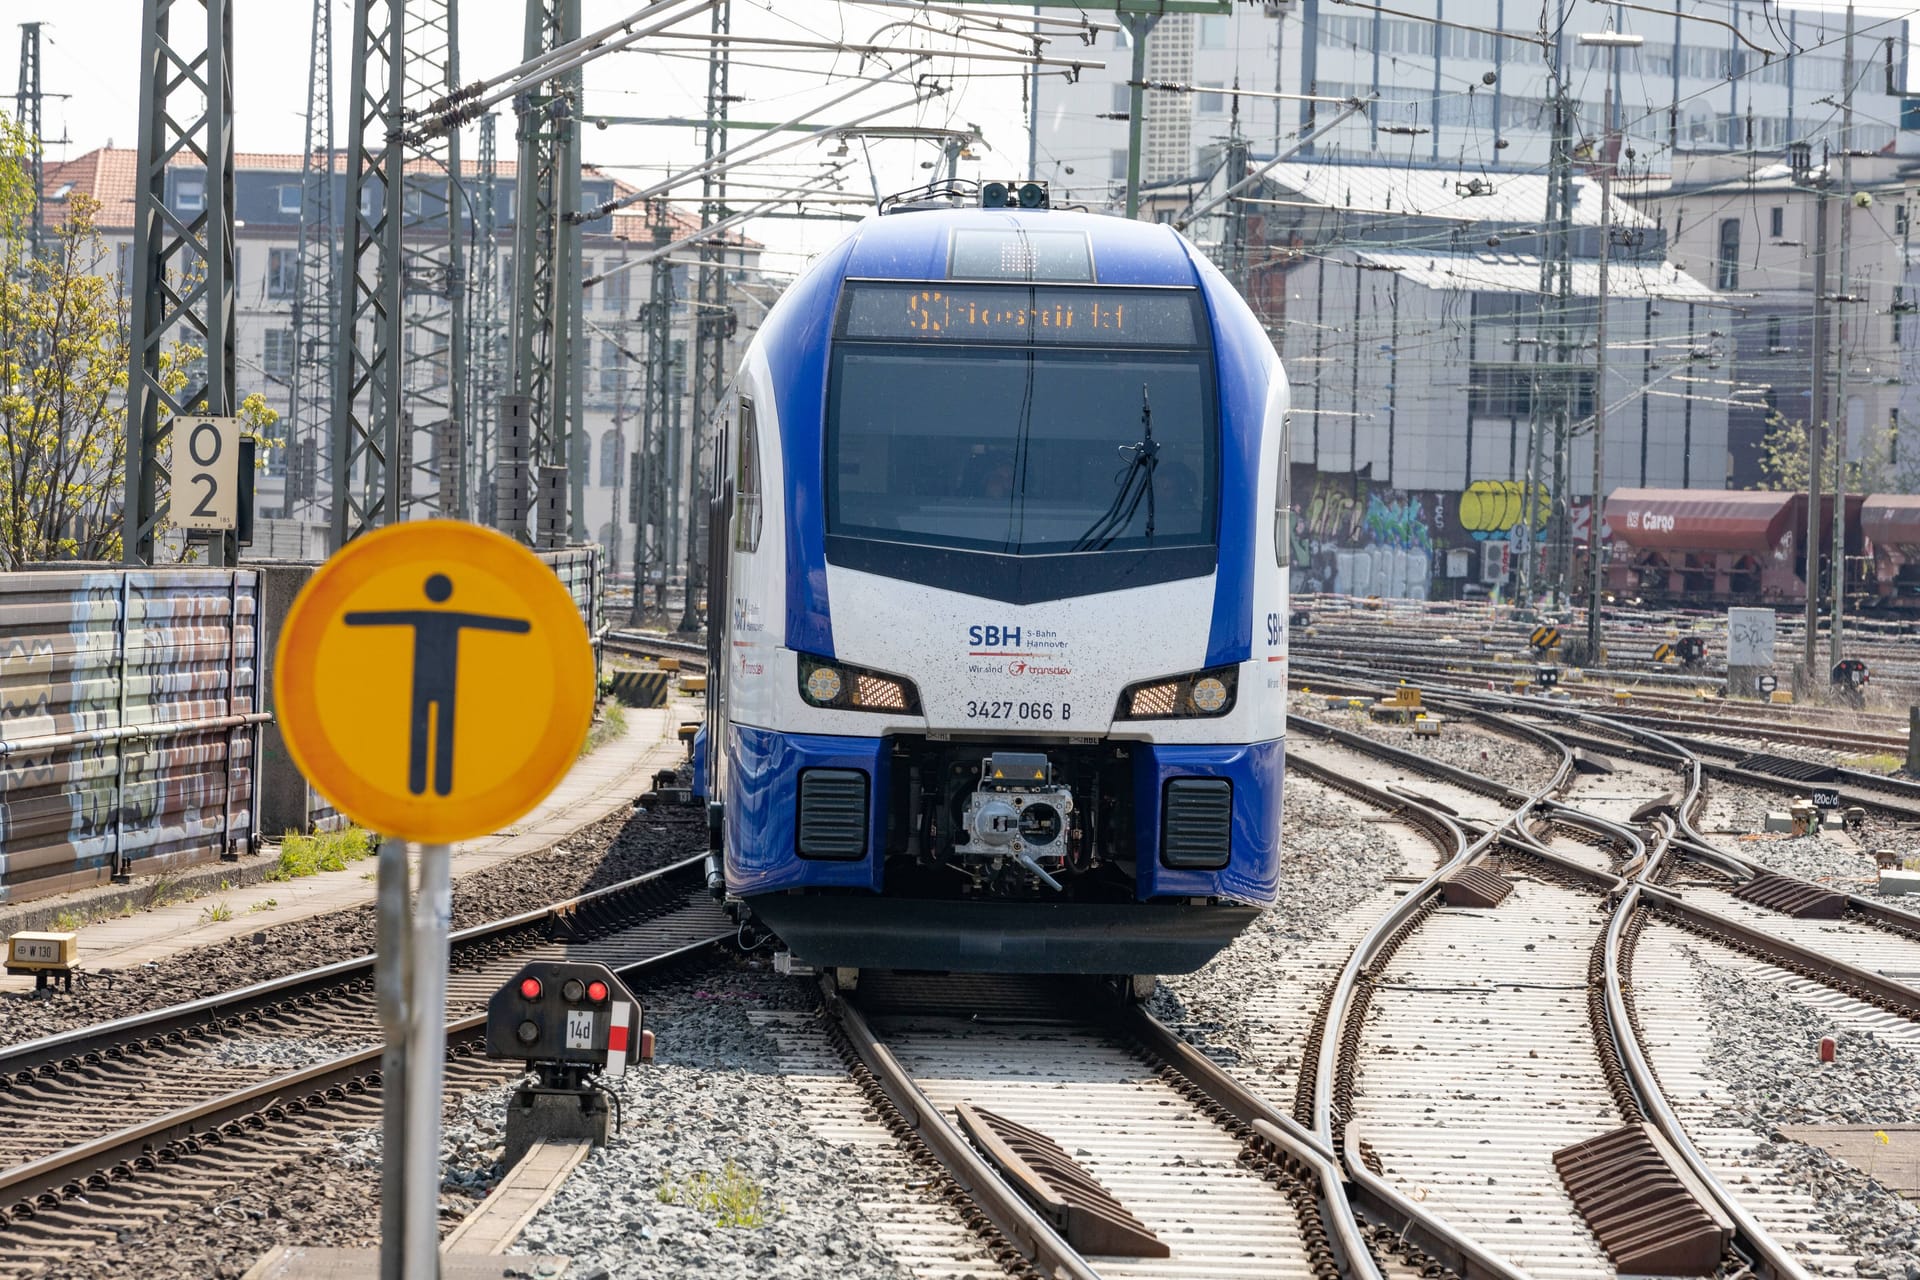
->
279;185;302;216
1765;316;1783;350
599;429;620;488
263;329;294;382
1111;83;1131;115
1110;149;1130;180
1470;364;1594;419
1715;218;1740;289
1198;16;1229;48
267;247;298;300
603;260;630;314
116;243;131;288
1198;83;1225;114
599;339;625;393
175;173;205;212
1769;206;1783;238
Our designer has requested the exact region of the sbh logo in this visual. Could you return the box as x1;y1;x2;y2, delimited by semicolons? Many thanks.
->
968;624;1021;648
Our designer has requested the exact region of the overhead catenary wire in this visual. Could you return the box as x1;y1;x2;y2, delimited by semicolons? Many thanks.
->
572;56;938;222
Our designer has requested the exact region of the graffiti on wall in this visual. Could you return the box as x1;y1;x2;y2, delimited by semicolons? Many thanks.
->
1457;481;1551;544
1288;474;1572;599
1291;469;1435;599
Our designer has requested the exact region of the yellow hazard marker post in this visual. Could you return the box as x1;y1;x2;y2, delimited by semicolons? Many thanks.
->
274;520;593;1280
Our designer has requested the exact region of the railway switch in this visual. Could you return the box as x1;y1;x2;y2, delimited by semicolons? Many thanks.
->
5;931;77;992
486;961;652;1166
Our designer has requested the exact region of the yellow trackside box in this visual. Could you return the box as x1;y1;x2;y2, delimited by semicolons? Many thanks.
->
7;931;77;971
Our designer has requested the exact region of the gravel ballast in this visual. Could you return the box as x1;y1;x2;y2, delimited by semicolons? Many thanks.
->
516;967;923;1280
0;803;704;1049
1289;689;1561;793
1151;773;1411;1094
1690;947;1920;1273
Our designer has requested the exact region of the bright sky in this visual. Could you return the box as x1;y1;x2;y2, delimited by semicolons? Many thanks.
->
3;1;1914;273
1;1;1067;273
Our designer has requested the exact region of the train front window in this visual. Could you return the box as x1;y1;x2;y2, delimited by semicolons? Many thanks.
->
827;284;1216;556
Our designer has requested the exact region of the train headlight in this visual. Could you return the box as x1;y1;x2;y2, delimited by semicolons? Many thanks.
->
798;654;922;714
1191;677;1228;713
1117;666;1238;720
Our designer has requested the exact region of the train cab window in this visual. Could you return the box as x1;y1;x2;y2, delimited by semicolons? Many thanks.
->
734;397;762;552
826;283;1217;559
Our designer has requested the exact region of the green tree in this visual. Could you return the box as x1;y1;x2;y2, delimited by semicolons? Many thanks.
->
0;118;280;568
1755;410;1908;494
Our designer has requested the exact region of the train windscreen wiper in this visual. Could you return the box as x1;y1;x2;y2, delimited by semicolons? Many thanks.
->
1069;384;1158;552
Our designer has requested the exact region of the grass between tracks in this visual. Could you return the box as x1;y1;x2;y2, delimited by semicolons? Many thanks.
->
655;1162;771;1229
268;827;375;882
1842;752;1908;775
580;697;628;757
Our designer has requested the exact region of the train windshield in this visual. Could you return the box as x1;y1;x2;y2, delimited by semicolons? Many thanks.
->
827;283;1216;557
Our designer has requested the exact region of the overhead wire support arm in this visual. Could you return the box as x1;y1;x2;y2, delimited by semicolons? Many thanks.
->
643;30;1107;71
1175;97;1373;230
408;0;716;141
848;0;1118;36
584;170;856;290
1585;0;1777;59
1136;80;1355;105
570;59;938;223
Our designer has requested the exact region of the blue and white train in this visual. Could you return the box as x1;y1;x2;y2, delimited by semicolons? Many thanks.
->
698;191;1290;978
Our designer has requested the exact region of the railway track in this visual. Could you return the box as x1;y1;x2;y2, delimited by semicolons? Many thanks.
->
811;968;1529;1280
0;855;731;1278
604;629;710;673
1282;668;1920;1275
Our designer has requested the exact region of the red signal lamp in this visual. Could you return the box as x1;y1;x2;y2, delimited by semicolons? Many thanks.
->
586;980;609;1003
518;977;542;1000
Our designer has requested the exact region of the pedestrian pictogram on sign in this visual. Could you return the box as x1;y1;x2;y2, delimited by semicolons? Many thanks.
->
273;521;595;844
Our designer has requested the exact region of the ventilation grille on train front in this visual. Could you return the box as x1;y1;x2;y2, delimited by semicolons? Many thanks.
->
797;768;869;859
1161;778;1232;869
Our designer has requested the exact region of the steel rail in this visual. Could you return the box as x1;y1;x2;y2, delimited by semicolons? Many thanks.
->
0;928;727;1215
818;980;1104;1280
1602;826;1817;1280
1298;694;1574;1150
1304;667;1817;1277
1282;757;1541;1280
0;854;709;1077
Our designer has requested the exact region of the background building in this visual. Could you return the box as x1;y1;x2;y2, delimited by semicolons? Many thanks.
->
39;145;767;568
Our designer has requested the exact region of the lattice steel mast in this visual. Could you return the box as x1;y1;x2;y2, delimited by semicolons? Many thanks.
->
629;203;675;625
399;0;468;519
508;0;581;546
466;113;505;528
126;0;236;566
15;23;44;254
288;0;334;520
680;0;730;632
331;0;404;549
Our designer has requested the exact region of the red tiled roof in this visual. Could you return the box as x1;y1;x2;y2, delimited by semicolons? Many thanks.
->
36;146;755;248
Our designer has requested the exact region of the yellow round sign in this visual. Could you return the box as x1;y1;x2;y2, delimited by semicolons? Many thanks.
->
274;521;596;844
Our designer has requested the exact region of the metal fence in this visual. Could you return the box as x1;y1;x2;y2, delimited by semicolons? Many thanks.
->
3;545;605;903
0;568;264;904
